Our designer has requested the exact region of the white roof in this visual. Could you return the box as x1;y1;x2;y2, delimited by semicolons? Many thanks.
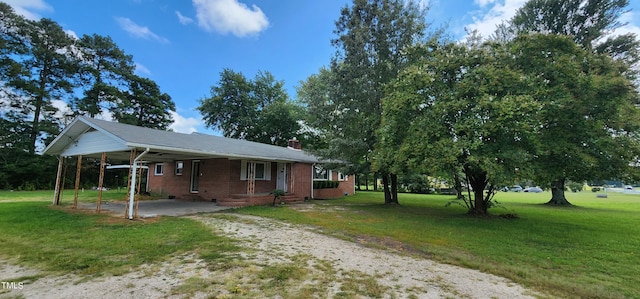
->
43;116;320;163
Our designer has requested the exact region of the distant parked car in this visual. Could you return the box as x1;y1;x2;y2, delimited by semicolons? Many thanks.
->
524;186;543;193
509;185;523;192
624;185;634;190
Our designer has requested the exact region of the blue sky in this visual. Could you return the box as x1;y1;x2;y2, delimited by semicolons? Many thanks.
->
5;0;640;135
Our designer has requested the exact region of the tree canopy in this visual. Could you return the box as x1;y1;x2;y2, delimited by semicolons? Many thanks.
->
0;5;175;189
198;69;301;147
299;0;431;204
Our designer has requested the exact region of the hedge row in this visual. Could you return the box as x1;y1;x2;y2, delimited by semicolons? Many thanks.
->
313;180;340;189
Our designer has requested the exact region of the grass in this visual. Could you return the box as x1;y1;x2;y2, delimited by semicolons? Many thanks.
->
0;189;129;203
0;201;238;277
0;192;392;298
236;190;640;299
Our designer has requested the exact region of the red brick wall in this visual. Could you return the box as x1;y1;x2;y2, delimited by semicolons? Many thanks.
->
292;163;313;199
149;159;307;201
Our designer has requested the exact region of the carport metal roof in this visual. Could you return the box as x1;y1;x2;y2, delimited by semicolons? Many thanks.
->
43;116;320;163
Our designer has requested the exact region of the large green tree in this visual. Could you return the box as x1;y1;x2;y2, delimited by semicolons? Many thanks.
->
112;75;175;130
6;17;79;154
509;0;639;77
198;69;301;146
73;34;135;117
377;40;539;215
303;0;429;204
512;34;640;205
507;0;640;204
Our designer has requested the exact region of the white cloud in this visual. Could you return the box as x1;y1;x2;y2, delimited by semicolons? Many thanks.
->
175;11;194;25
193;0;269;37
474;0;497;8
465;0;527;39
115;17;170;43
609;10;640;38
134;62;152;75
65;29;78;39
169;111;201;133
51;99;72;119
3;0;52;20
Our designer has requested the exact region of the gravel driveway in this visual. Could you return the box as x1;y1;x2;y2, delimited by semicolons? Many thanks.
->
1;210;544;298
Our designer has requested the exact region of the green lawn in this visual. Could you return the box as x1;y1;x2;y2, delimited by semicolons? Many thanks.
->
1;189;638;298
237;191;640;299
0;189;129;203
0;200;238;277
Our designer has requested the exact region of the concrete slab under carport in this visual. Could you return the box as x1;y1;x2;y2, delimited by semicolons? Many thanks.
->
81;199;234;217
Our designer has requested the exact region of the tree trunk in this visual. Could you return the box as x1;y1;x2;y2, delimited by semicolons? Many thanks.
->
382;173;392;204
547;178;572;205
373;172;378;191
464;166;489;216
390;173;399;205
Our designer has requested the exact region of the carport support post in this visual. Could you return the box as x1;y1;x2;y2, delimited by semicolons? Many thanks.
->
96;152;107;213
52;156;64;205
135;165;143;218
73;155;82;209
128;148;149;220
124;149;136;217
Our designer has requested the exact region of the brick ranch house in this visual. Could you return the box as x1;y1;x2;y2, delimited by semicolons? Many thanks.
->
44;116;355;212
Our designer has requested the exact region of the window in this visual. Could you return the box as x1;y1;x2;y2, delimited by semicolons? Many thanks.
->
154;163;164;175
175;161;183;175
240;161;271;180
313;165;329;180
338;172;347;181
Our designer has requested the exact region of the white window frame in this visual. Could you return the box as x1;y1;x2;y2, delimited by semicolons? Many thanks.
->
175;161;183;175
338;172;347;181
154;163;164;176
313;165;331;181
240;161;271;181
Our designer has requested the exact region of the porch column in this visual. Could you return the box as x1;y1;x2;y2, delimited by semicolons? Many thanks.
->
290;163;295;195
247;161;256;197
96;152;107;213
73;155;82;209
52;156;64;205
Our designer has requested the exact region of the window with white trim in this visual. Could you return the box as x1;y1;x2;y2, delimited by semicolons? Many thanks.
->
175;161;183;175
240;161;271;180
313;165;329;180
154;163;164;175
338;172;347;181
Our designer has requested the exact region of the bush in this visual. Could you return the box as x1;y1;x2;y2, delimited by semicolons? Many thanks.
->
567;181;583;192
313;180;340;189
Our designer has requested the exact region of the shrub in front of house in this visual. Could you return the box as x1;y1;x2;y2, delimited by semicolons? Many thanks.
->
313;180;340;189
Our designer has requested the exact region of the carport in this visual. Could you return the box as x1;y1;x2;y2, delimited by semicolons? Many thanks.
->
43;116;322;219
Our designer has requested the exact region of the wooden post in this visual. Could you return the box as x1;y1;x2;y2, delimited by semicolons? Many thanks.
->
125;149;136;218
52;157;64;205
73;155;82;209
247;161;256;197
135;165;143;218
96;152;107;213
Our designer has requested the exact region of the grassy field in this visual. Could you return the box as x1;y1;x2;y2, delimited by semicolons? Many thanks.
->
0;189;130;203
0;200;238;277
1;189;639;298
237;190;640;299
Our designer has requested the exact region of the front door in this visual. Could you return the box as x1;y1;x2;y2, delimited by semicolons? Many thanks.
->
276;163;287;192
190;160;200;193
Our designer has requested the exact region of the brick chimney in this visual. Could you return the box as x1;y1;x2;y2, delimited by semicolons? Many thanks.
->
287;139;301;150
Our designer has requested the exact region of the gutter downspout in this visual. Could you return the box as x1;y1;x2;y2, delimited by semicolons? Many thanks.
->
129;148;150;220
